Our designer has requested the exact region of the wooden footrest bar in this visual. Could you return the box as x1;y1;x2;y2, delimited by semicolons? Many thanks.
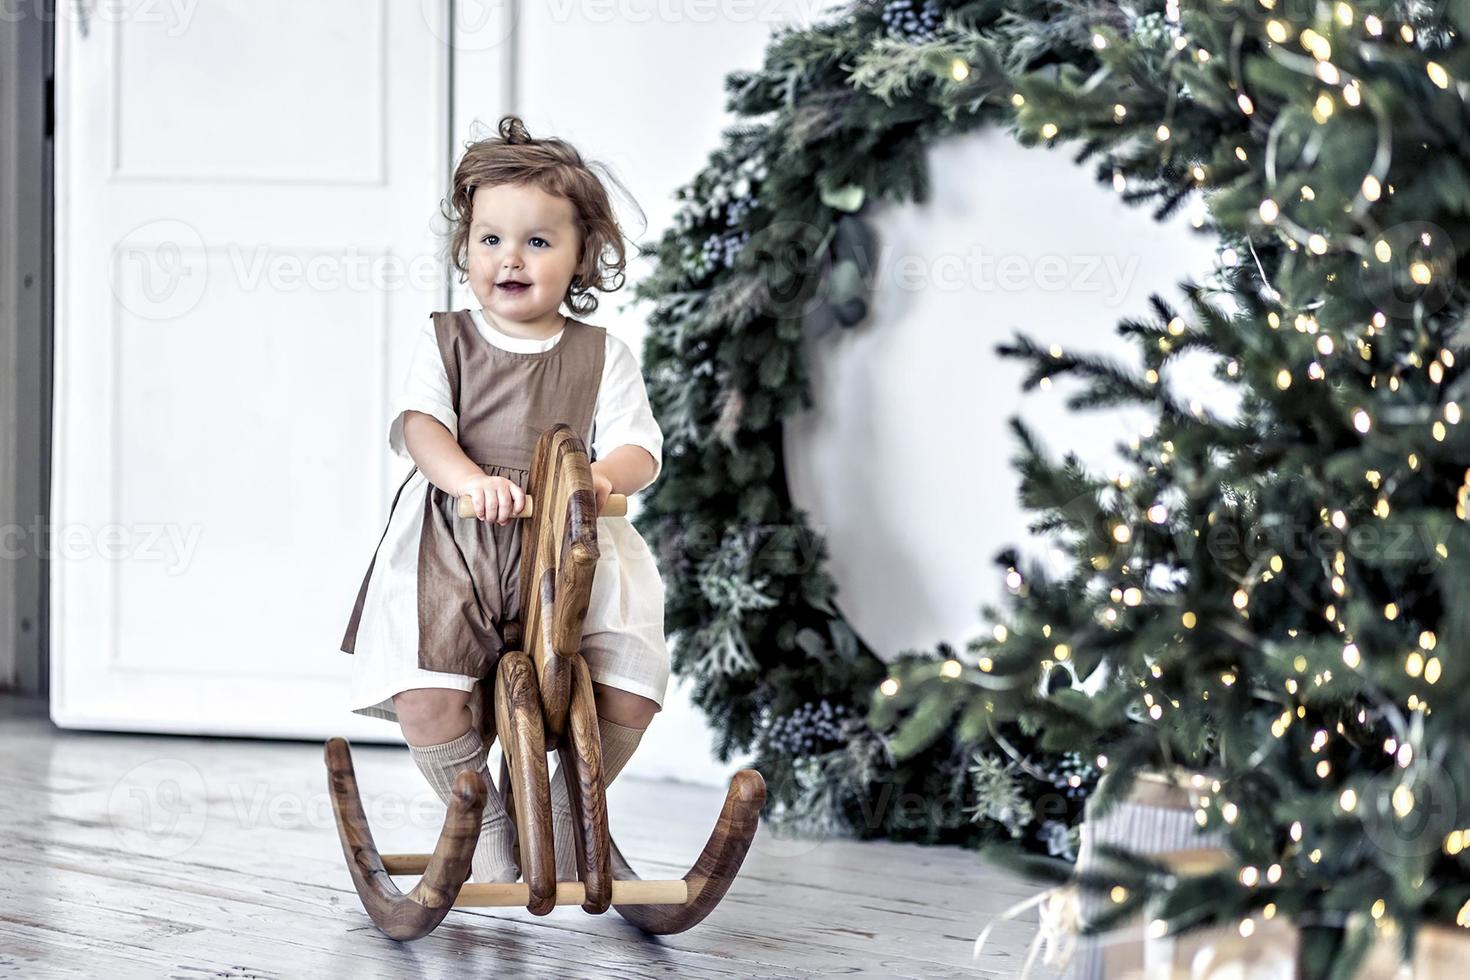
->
380;852;686;906
455;880;689;908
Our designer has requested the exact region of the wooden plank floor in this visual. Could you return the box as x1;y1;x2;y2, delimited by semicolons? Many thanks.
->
0;694;1043;978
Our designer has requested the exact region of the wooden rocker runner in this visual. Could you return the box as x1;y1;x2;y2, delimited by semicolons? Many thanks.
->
325;423;766;941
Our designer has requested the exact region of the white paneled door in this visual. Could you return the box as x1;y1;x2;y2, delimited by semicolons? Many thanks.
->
50;0;485;739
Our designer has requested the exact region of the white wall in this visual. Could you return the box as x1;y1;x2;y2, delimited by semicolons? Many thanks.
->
784;129;1225;662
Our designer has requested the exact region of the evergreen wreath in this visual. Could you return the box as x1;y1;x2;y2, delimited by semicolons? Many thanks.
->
629;0;1160;855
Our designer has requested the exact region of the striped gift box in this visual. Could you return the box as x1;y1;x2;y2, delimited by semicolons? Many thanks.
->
1070;769;1227;980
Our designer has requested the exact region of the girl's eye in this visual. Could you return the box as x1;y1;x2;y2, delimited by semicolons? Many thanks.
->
479;235;549;247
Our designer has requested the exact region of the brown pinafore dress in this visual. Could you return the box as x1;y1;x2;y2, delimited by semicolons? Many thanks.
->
339;309;606;691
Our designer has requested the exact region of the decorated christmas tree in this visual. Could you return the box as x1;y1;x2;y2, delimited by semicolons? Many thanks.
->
872;0;1470;969
633;0;1470;966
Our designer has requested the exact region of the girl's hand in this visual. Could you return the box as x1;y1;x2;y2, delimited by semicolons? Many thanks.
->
459;474;525;525
590;470;614;515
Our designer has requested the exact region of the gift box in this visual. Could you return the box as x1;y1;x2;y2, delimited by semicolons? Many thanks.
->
1143;915;1297;979
1071;769;1227;980
1142;916;1470;978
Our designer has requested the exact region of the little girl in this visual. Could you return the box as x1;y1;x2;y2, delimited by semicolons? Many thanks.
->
338;115;669;884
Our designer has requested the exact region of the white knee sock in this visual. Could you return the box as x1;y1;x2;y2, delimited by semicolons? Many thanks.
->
548;717;645;880
409;727;519;884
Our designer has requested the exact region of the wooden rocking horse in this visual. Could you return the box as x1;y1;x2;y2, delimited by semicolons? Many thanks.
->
325;423;766;941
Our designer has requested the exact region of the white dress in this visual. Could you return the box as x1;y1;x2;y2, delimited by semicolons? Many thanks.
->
346;308;670;722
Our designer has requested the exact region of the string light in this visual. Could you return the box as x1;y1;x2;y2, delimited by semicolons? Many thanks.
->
1393;786;1415;819
1299;28;1331;60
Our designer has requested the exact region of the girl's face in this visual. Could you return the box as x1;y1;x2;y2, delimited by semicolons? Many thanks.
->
466;182;582;329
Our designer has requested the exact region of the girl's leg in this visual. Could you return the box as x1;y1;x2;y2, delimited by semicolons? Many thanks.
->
548;683;659;878
395;686;473;745
395;687;520;883
590;682;659;731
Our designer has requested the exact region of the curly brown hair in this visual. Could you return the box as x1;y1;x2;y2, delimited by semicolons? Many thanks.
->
439;116;644;318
